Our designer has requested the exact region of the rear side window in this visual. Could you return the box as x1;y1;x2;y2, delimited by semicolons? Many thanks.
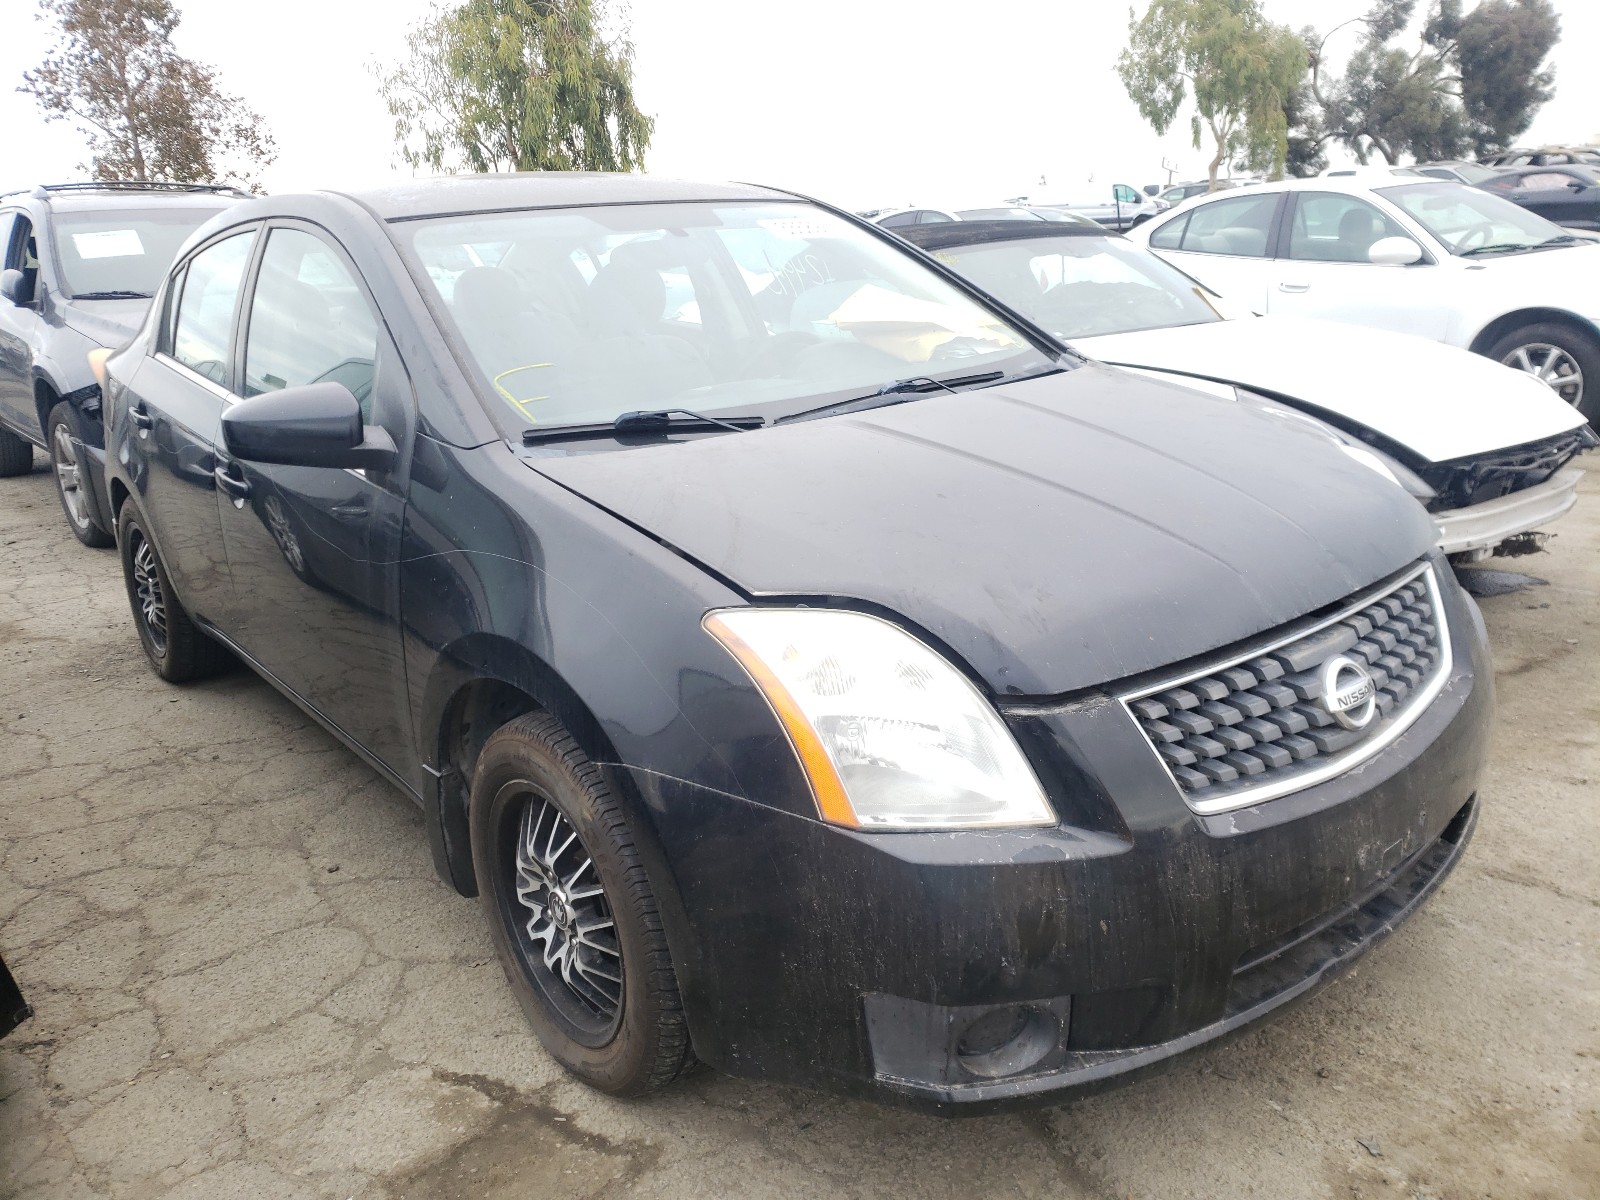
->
1518;172;1575;191
243;228;379;416
171;232;254;385
1171;194;1279;257
1148;212;1189;250
878;212;918;228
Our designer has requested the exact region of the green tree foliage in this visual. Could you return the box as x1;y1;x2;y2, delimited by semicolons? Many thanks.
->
379;0;653;174
1117;0;1308;188
1305;0;1559;164
19;0;275;188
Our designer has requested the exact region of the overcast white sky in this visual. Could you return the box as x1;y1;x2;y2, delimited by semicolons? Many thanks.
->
2;0;1596;210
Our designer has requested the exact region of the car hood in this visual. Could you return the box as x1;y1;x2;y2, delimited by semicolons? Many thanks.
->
60;297;149;348
1073;316;1586;463
528;365;1437;697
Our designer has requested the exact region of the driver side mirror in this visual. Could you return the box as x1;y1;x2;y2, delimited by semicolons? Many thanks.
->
1;269;34;307
221;381;396;470
1368;237;1424;266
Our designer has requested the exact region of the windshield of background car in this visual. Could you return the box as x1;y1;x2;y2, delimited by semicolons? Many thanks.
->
1378;183;1566;255
51;207;227;297
403;201;1048;431
927;235;1222;339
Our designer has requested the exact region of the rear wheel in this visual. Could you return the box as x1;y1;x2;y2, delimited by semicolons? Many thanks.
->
116;503;232;682
470;711;692;1096
0;427;31;477
48;403;113;547
1486;322;1600;423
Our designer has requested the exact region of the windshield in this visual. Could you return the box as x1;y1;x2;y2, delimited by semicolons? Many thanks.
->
1378;182;1568;255
404;201;1049;432
52;207;226;297
923;234;1222;340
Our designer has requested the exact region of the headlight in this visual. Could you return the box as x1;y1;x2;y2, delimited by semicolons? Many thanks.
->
704;608;1055;831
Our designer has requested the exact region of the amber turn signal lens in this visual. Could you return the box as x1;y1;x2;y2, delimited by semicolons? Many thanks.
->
87;347;111;389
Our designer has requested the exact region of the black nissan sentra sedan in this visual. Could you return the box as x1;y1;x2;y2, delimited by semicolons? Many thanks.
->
97;174;1492;1112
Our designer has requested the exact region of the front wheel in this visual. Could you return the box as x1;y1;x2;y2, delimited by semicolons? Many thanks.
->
116;503;233;683
48;403;114;547
470;711;692;1096
1486;322;1600;423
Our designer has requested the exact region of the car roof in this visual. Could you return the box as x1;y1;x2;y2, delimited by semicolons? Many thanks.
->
894;220;1116;250
342;172;792;221
1179;174;1456;200
0;182;247;213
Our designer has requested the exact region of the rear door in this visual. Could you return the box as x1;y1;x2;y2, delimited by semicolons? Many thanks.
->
1266;191;1452;340
1144;190;1285;313
124;227;258;622
213;222;416;780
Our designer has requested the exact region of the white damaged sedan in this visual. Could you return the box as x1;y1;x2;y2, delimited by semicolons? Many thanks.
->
899;218;1594;561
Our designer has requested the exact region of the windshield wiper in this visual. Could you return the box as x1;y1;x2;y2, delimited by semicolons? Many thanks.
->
776;371;1005;425
522;408;764;445
72;290;152;300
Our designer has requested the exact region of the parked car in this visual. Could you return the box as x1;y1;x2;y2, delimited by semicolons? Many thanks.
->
872;206;961;228
1128;175;1600;421
101;174;1491;1112
1477;164;1600;231
0;181;246;544
0;953;28;1040
1414;160;1506;186
900;220;1594;561
1157;180;1234;205
954;206;1084;223
1046;183;1169;231
1483;146;1600;168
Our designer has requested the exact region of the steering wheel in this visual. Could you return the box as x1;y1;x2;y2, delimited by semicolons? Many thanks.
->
1452;223;1498;253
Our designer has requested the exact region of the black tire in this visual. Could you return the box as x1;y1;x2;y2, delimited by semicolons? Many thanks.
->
1484;321;1600;424
116;503;233;683
47;403;114;548
470;711;691;1096
0;426;31;477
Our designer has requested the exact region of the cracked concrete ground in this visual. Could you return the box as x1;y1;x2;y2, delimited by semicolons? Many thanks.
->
1;457;1597;1200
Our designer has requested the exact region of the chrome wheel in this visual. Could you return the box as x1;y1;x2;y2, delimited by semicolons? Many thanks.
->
263;495;306;576
1504;342;1584;407
51;423;90;531
509;788;623;1037
131;536;168;653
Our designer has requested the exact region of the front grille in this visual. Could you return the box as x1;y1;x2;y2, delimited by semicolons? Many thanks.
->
1420;427;1597;511
1124;563;1452;814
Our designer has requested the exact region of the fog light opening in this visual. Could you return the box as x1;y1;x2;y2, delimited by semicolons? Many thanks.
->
955;1005;1058;1079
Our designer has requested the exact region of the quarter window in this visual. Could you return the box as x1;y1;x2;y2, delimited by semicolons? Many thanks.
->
243;228;379;416
1168;194;1278;257
171;231;254;386
1286;194;1409;263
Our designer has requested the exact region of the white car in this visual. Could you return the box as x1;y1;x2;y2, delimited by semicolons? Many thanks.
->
898;219;1595;560
1126;175;1600;421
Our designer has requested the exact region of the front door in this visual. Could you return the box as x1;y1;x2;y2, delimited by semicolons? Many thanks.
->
0;212;41;438
1264;191;1453;341
214;224;416;782
125;228;258;623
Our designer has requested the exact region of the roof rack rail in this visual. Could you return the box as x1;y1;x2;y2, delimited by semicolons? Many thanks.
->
0;180;253;201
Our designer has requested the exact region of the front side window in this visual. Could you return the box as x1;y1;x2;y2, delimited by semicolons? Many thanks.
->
171;231;254;385
1517;171;1578;191
405;201;1048;433
52;207;226;298
1170;194;1279;257
928;235;1221;339
1286;194;1410;263
1379;182;1569;256
244;228;379;416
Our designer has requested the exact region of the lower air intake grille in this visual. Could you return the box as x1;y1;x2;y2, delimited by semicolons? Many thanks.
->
1124;564;1452;814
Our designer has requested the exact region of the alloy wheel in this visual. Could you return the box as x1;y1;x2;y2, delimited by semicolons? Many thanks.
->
506;787;624;1040
131;535;168;654
1503;342;1584;407
52;424;90;531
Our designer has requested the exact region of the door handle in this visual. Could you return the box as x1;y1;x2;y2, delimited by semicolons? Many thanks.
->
1278;282;1311;293
213;463;251;500
330;501;370;522
131;403;153;430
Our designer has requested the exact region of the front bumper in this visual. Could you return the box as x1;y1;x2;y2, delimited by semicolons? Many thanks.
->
624;570;1494;1113
1434;466;1583;558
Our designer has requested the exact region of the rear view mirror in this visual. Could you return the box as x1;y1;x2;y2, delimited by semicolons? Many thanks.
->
1;269;33;307
1368;237;1424;266
221;381;396;470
